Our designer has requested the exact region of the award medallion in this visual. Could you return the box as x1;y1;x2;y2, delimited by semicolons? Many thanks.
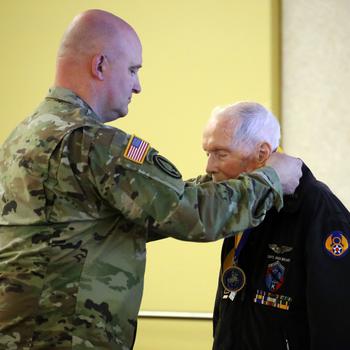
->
221;266;246;292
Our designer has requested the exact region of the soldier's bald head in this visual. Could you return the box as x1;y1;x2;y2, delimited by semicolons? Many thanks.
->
55;10;142;122
57;9;138;60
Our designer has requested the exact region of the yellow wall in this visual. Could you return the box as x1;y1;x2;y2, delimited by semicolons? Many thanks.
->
0;1;279;349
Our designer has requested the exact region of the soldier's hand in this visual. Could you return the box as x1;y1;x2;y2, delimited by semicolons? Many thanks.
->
266;153;302;194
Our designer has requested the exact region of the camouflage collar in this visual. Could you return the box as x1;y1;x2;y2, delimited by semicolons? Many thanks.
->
46;87;99;120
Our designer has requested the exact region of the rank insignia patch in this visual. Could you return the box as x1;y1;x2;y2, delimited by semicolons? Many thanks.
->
265;261;285;292
324;231;349;258
124;135;150;164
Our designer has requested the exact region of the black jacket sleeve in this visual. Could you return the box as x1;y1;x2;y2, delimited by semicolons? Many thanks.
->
304;179;350;349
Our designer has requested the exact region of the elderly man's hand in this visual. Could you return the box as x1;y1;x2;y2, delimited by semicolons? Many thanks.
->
266;153;303;194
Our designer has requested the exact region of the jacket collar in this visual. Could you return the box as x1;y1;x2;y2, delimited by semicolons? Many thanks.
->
46;86;100;121
282;163;315;213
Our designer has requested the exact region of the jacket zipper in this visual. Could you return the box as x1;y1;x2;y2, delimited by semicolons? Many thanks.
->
285;337;290;350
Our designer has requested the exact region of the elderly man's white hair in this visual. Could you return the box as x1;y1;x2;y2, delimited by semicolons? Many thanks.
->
211;101;281;154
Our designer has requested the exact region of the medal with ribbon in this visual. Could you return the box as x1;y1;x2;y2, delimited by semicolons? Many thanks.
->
221;229;252;293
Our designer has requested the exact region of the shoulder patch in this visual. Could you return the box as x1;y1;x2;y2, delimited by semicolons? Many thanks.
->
324;231;349;258
124;135;150;164
153;155;182;179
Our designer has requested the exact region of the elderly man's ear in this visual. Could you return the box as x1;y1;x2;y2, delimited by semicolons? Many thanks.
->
256;142;272;166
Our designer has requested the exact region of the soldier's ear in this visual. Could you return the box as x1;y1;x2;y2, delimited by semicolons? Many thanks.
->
256;142;272;166
91;54;106;80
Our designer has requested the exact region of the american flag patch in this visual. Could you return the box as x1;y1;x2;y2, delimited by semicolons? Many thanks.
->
123;135;150;164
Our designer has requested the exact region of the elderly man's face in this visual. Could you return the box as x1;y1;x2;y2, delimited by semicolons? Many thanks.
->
202;116;259;182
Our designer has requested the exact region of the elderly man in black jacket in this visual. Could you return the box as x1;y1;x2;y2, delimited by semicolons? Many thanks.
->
202;101;350;350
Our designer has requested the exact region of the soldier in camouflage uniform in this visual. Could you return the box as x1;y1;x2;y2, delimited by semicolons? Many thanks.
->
0;9;302;350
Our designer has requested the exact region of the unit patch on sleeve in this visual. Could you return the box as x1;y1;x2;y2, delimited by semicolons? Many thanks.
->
153;155;182;179
324;231;349;258
124;135;150;164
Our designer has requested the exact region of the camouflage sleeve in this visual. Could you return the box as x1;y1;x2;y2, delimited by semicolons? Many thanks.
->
146;174;213;242
89;129;283;242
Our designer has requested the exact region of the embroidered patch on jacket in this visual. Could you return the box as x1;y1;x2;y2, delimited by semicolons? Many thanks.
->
153;154;182;179
254;289;292;310
124;135;150;164
265;261;285;292
268;244;293;254
324;231;349;258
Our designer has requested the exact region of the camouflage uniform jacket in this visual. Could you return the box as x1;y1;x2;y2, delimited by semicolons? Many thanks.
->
0;87;283;350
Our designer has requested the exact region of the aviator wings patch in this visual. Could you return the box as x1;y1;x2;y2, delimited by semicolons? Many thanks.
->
268;244;293;255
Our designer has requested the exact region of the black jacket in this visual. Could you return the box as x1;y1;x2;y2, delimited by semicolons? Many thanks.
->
213;164;350;350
